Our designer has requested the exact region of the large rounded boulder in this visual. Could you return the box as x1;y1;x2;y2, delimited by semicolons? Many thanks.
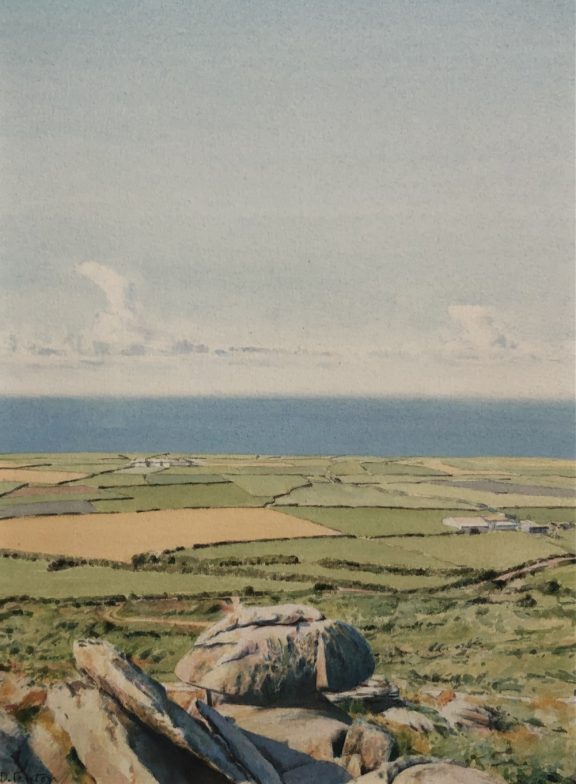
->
175;603;375;704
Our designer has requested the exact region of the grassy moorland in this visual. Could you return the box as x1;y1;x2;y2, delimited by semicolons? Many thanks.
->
0;453;574;782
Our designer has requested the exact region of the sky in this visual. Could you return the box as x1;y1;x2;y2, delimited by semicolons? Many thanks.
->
0;0;573;398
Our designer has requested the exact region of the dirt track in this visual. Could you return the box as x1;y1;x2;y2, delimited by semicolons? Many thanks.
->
99;604;212;631
494;554;576;583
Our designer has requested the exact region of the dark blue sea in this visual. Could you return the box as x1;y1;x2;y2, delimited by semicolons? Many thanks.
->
0;397;574;458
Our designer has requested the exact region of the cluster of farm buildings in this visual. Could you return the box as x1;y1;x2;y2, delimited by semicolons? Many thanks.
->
442;513;555;535
129;457;199;469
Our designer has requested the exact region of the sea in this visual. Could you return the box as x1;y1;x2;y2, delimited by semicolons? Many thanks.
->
0;397;574;458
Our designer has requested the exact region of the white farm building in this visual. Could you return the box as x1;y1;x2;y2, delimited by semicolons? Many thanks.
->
519;520;550;534
443;517;491;533
443;515;518;533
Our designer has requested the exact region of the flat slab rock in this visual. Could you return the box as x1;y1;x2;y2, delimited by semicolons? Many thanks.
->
196;700;283;784
325;677;402;712
73;639;253;783
439;695;497;731
48;681;175;784
380;708;436;734
393;763;506;784
175;603;375;703
217;701;352;763
354;759;505;784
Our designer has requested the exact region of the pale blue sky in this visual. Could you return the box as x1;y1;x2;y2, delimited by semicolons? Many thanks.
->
0;0;573;396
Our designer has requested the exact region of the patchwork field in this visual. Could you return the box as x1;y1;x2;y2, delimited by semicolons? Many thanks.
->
0;451;573;577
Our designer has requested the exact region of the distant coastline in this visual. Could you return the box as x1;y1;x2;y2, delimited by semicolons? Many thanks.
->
0;396;573;458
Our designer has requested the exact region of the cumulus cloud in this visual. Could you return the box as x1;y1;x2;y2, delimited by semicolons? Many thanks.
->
1;267;572;400
77;262;136;319
1;262;336;365
76;261;153;354
445;305;519;360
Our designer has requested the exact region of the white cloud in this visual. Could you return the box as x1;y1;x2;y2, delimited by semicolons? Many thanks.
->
76;261;154;354
445;305;519;360
77;262;135;319
0;270;573;399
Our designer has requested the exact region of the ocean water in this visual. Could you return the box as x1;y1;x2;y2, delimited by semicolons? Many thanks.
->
0;397;574;458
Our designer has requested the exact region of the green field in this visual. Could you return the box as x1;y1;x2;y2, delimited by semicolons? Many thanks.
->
382;532;567;570
361;461;450;476
187;535;451;570
437;456;576;477
146;473;230;485
275;481;475;508
502;506;576;524
92;482;270;512
0;488;129;508
0;556;310;599
227;473;310;497
280;507;469;536
69;472;150;487
0;482;24;497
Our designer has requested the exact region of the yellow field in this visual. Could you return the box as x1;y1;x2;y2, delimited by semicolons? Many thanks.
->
0;507;341;562
0;468;88;484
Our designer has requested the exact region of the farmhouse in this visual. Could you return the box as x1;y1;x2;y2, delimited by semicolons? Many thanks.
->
519;520;550;534
442;514;519;533
443;517;491;533
130;457;198;469
493;519;519;531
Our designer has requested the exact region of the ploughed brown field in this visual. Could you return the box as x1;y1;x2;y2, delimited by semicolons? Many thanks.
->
0;507;341;562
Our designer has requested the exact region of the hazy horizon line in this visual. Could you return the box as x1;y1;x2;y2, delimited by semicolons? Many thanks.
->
0;393;573;404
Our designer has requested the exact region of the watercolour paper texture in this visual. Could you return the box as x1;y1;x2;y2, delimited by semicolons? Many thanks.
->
0;2;574;783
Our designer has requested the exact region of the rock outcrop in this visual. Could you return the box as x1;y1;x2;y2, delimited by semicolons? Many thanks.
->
437;693;499;731
175;603;375;704
380;707;436;734
47;681;189;784
341;719;397;775
196;700;284;784
217;701;352;762
325;677;402;713
1;603;509;784
354;758;505;784
73;638;272;783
